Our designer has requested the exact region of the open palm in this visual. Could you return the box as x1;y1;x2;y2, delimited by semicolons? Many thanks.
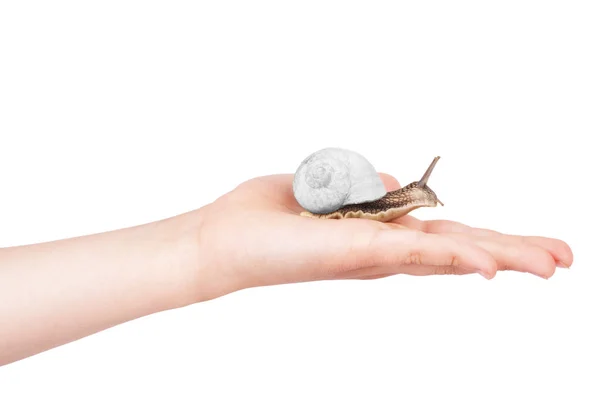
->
199;173;573;294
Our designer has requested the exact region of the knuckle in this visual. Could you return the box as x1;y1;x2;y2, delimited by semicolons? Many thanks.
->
348;226;379;254
449;255;461;268
404;252;423;265
434;266;458;276
333;225;382;275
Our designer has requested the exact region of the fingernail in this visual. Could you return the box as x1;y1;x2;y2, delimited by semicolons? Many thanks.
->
556;261;570;268
478;271;493;280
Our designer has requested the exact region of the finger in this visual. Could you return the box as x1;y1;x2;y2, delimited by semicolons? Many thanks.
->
329;227;498;280
378;173;401;191
519;236;572;267
338;264;479;280
441;232;557;278
352;273;396;280
395;217;573;268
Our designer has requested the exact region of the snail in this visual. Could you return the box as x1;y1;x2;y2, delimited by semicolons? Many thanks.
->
292;147;444;222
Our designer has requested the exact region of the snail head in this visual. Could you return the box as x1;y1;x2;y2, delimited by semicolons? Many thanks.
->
402;156;444;208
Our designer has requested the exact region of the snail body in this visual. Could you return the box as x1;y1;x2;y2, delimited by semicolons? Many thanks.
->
292;147;443;222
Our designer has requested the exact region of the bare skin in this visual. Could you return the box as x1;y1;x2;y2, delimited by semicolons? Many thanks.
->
0;173;573;366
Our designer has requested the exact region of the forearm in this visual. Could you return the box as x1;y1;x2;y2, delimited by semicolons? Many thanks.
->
0;209;205;366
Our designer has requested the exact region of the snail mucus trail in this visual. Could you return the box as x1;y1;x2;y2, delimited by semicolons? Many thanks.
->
300;156;444;222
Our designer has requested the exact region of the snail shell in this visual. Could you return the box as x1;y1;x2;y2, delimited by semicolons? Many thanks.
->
292;147;387;214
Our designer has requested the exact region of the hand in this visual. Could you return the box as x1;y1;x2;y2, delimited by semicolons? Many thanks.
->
195;173;573;298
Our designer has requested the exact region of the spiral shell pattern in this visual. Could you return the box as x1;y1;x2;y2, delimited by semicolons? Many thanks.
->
292;147;387;214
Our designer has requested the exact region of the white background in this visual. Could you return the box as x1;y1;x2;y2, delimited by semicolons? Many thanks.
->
1;1;598;399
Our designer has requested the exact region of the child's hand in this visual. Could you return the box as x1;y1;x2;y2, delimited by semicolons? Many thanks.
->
191;173;573;299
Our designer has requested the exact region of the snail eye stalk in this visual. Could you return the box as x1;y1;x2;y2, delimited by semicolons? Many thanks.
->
417;156;441;188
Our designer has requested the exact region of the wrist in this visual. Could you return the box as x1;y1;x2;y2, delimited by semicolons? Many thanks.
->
157;204;236;308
